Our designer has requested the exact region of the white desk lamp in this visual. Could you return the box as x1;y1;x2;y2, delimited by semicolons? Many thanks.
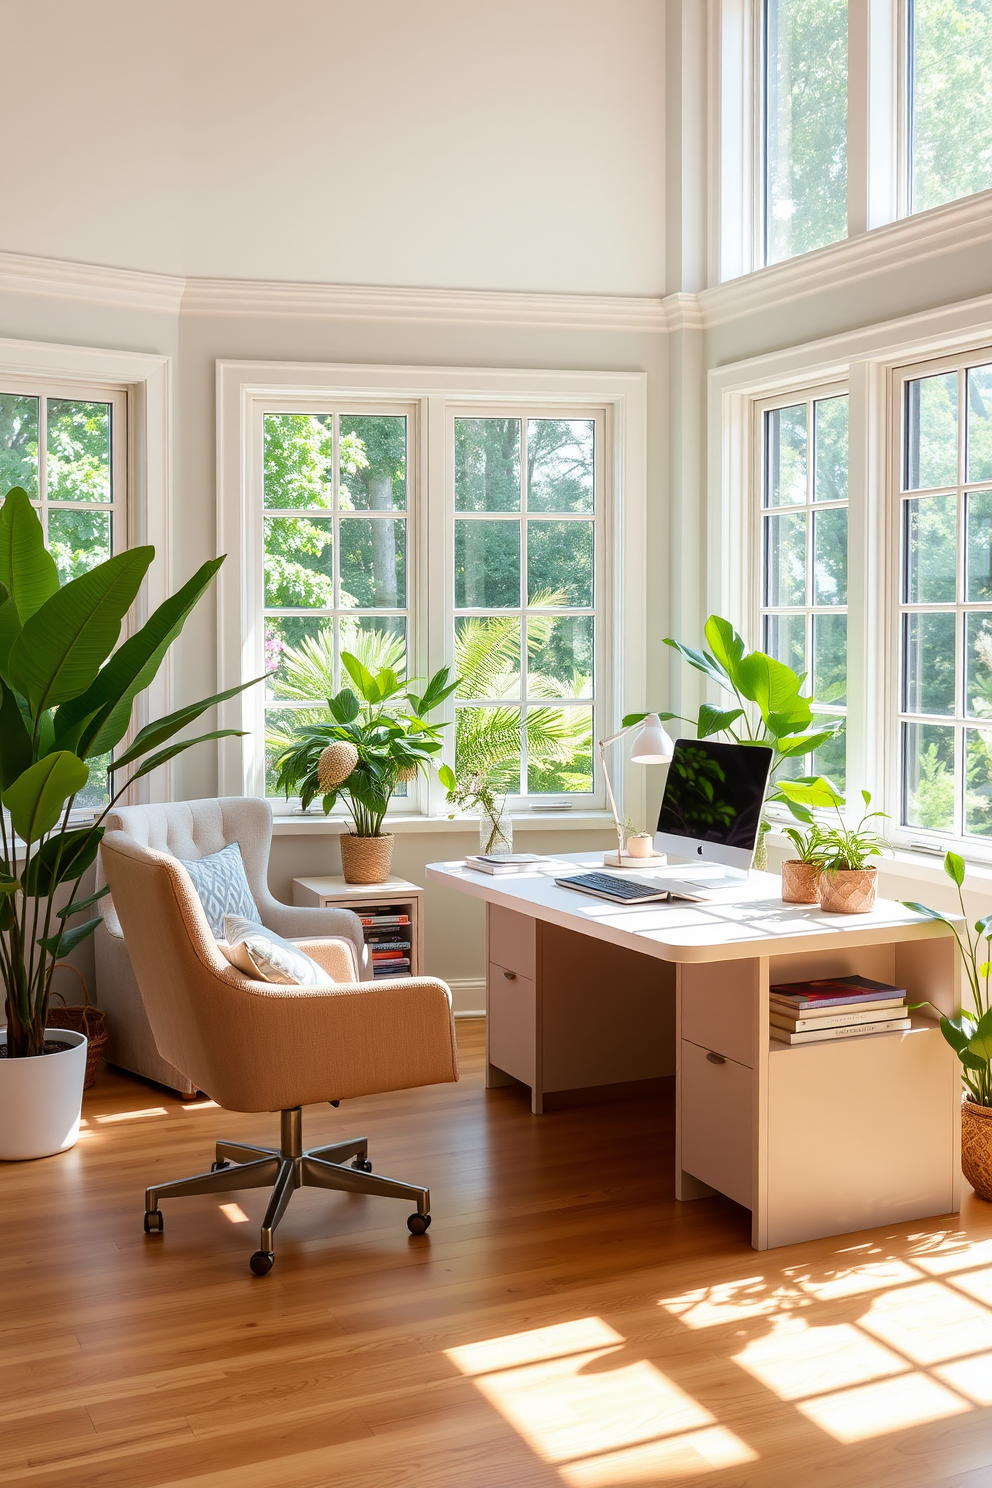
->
599;713;675;867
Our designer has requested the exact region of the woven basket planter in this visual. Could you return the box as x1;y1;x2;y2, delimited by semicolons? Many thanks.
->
818;867;878;914
962;1099;992;1201
339;833;394;885
781;860;820;904
45;968;108;1090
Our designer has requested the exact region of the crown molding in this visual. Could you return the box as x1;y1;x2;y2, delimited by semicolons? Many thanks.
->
698;188;992;330
662;291;705;333
0;250;185;314
181;275;668;332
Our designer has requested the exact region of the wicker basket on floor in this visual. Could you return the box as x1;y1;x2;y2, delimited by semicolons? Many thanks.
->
46;965;108;1089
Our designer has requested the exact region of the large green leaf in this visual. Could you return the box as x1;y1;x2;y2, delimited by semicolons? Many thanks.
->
55;556;225;758
663;638;734;692
901;900;948;922
8;547;153;715
1;752;89;843
944;851;966;887
108;677;263;770
0;596;21;684
696;704;744;739
328;688;361;724
121;729;245;784
0;679;32;790
56;883;111;918
22;826;104;897
0;488;59;623
772;730;838;758
775;777;844;809
734;652;802;717
765;700;815;737
38;917;102;959
341;652;380;702
967;1008;992;1063
703;616;746;681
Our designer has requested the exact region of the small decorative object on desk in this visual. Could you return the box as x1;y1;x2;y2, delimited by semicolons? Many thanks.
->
902;852;992;1200
770;975;909;1045
437;764;513;855
781;816;831;904
816;791;888;914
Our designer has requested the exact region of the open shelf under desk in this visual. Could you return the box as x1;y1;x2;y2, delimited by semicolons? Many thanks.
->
767;1012;941;1055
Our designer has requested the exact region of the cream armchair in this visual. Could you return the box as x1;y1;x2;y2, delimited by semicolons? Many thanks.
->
101;826;459;1275
94;797;369;1095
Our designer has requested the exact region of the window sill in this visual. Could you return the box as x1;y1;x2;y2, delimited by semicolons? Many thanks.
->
271;810;617;837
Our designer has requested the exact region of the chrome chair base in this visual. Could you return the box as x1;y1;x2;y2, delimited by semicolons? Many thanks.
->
143;1106;431;1273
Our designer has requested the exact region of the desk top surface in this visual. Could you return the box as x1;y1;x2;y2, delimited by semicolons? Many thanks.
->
425;851;953;964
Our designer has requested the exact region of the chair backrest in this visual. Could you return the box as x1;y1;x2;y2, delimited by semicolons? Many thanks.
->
98;796;273;906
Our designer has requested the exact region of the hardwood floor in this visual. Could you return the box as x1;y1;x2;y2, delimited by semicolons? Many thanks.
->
2;1018;992;1488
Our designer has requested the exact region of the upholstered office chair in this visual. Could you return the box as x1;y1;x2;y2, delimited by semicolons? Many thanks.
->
101;826;459;1275
94;797;369;1095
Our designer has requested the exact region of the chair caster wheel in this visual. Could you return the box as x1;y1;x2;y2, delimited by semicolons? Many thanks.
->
211;1160;231;1171
144;1211;164;1234
250;1250;275;1276
352;1157;373;1172
407;1213;431;1235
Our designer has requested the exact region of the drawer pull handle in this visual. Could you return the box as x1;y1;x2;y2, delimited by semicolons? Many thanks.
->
503;970;517;980
705;1051;726;1065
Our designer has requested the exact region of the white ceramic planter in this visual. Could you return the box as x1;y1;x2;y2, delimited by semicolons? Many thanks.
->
0;1027;87;1160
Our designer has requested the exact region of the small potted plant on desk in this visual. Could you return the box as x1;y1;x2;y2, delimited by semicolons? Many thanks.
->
816;791;888;914
902;853;992;1201
780;822;827;904
272;653;457;884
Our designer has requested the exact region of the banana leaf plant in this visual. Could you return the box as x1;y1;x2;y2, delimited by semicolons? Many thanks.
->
0;487;259;1058
271;651;457;835
625;615;847;847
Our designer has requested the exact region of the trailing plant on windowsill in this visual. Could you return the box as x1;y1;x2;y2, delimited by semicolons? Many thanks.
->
0;487;257;1059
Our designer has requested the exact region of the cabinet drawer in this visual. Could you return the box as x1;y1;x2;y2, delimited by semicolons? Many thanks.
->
488;961;537;1088
680;965;755;1068
488;904;537;981
680;1039;753;1210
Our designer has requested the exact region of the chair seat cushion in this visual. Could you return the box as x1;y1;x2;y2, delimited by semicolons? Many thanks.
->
220;915;334;987
177;841;260;938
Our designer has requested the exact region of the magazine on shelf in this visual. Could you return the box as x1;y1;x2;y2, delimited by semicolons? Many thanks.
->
772;1017;912;1045
770;1004;908;1033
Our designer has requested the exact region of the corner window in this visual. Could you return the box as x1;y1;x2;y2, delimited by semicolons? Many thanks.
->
909;0;992;215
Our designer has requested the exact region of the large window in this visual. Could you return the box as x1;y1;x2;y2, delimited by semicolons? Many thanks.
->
759;390;849;788
898;354;992;841
909;0;992;215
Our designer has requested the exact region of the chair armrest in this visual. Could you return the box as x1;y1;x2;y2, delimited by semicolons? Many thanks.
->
292;937;358;982
262;903;370;979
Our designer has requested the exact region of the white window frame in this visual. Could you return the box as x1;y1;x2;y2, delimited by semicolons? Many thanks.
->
216;361;648;826
0;338;171;803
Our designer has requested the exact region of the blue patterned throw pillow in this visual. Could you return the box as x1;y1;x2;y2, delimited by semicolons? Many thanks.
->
177;841;260;938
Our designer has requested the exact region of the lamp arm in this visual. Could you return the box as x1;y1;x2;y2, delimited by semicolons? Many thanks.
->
598;727;640;856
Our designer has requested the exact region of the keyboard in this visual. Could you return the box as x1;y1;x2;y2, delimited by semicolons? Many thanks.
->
555;872;692;905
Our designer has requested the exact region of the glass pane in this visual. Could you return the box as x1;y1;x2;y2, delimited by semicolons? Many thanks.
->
263;414;333;510
911;0;992;215
904;494;957;603
454;615;521;699
47;400;112;503
764;0;848;264
903;721;955;832
265;705;327;798
454;418;521;512
526;705;593;794
338;616;407;678
527;615;593;699
966;611;992;719
47;509;111;583
764;511;806;607
0;394;39;498
812;722;846;793
76;750;111;811
966;728;992;837
765;404;807;506
455;520;520;608
456;703;522;795
813;613;847;704
904;612;956;715
339;517;406;608
527;519;594;608
813;395;848;500
265;618;335;700
967;364;992;484
906;373;958;490
527;419;594;513
764;611;806;676
967;490;992;600
263;515;333;608
338;415;406;511
813;507;847;604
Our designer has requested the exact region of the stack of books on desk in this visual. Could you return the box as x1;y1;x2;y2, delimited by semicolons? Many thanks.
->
358;908;412;978
770;975;911;1045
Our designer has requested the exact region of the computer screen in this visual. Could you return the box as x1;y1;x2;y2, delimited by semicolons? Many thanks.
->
654;739;774;871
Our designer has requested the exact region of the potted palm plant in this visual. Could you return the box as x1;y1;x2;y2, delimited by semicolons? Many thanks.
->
0;487;254;1161
271;652;456;883
903;853;992;1200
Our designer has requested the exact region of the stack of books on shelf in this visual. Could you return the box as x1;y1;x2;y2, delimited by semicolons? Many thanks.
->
770;975;911;1045
358;907;412;978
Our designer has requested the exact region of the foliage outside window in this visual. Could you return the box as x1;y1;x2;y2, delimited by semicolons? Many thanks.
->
910;0;992;216
0;386;125;808
763;0;848;264
900;354;992;839
452;415;599;798
760;391;849;791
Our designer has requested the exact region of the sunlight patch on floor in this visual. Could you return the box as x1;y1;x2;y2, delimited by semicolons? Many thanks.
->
219;1203;250;1224
797;1372;969;1442
93;1106;168;1123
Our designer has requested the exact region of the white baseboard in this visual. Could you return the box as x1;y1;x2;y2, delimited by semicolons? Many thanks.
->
448;978;486;1017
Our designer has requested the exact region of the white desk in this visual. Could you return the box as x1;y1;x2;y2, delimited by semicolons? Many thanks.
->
426;851;961;1249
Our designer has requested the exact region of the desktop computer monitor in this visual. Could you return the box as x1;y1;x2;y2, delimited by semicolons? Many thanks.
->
653;738;774;872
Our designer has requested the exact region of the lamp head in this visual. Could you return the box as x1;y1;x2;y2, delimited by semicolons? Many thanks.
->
629;713;675;765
